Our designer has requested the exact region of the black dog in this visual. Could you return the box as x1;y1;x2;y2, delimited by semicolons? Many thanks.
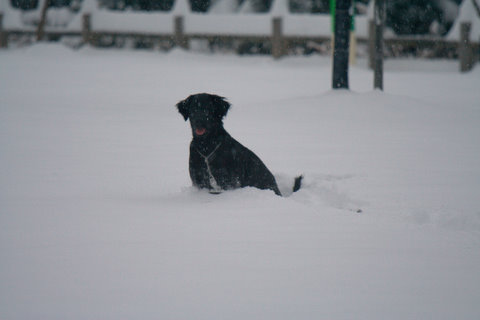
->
176;93;302;196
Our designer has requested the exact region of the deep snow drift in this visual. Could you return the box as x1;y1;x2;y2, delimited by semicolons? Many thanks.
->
1;44;479;320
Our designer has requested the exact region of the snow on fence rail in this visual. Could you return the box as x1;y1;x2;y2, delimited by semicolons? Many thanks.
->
0;0;478;70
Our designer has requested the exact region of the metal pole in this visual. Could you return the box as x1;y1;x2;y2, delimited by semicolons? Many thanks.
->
332;0;352;89
373;0;385;90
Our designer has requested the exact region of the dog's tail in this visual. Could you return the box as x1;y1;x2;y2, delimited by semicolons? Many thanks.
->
293;175;303;193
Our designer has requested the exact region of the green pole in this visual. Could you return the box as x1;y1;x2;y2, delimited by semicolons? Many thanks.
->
332;0;352;89
332;0;355;32
330;0;336;33
351;1;355;31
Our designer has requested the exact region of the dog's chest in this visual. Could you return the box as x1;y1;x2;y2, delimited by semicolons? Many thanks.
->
190;146;243;189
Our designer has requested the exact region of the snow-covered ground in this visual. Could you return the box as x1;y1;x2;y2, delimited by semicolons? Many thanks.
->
1;44;479;320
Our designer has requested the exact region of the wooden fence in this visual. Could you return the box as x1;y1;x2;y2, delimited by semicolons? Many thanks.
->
0;11;478;72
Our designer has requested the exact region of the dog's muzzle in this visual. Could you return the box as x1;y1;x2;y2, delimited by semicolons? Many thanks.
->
195;127;206;136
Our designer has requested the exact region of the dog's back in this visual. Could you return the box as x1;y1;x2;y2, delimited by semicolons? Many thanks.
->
189;132;282;195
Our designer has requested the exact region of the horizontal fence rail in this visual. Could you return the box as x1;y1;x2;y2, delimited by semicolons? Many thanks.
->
0;6;478;71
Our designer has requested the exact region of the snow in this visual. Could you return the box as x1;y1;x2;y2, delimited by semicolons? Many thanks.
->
0;0;74;30
284;14;331;36
1;44;480;320
91;10;174;34
270;0;289;16
2;0;372;38
209;0;241;14
186;13;272;36
446;0;480;41
0;1;28;30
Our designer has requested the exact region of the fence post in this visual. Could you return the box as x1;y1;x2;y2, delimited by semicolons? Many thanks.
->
37;0;50;41
459;22;473;72
0;13;7;49
373;0;385;90
174;16;188;49
272;17;285;59
82;13;91;45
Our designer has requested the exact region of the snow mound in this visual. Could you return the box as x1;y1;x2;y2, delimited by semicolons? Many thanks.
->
1;45;479;320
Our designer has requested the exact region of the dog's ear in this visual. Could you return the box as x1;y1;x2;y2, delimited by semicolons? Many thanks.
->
176;98;190;121
211;95;231;119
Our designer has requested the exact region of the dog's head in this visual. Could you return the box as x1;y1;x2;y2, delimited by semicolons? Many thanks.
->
176;93;231;138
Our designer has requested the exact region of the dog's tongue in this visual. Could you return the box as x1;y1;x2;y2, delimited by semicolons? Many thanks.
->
195;128;206;136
